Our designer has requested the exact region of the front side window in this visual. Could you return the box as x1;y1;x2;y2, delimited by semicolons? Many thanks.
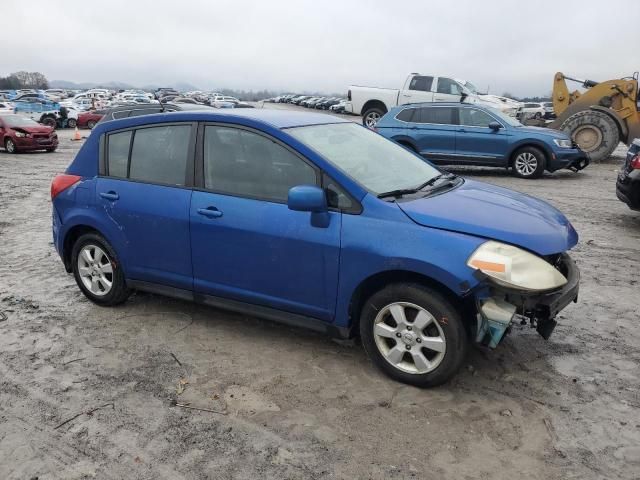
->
459;108;497;127
128;125;191;185
408;76;434;92
417;107;455;125
288;123;440;195
436;78;462;95
204;126;317;202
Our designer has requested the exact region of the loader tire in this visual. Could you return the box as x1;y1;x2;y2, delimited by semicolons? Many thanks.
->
560;110;619;162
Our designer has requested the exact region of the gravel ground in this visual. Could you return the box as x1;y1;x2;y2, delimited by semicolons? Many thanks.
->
0;116;639;480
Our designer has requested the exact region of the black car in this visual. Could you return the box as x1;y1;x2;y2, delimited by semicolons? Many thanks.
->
616;139;640;210
97;102;214;125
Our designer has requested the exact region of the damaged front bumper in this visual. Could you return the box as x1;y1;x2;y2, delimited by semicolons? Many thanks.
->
475;253;580;348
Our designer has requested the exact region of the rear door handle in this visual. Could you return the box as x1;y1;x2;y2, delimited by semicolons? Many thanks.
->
99;191;119;201
197;206;223;218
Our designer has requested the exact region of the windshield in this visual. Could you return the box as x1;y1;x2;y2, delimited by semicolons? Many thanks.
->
0;115;39;128
486;107;522;127
288;123;440;194
463;81;479;94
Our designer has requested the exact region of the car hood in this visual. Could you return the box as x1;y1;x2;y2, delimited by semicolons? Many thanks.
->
397;179;578;256
15;125;54;134
514;125;568;140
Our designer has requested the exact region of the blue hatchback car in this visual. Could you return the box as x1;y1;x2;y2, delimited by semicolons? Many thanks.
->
375;102;589;178
51;109;580;386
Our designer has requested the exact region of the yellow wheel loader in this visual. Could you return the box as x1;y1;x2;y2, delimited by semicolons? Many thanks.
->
549;72;640;162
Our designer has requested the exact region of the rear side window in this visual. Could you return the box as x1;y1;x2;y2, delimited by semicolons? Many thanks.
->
203;126;317;202
396;108;416;122
128;108;162;117
459;108;496;127
112;111;129;119
417;107;455;125
128;125;191;185
107;131;132;178
408;76;434;92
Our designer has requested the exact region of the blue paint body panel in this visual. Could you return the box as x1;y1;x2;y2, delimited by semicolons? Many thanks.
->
53;109;579;332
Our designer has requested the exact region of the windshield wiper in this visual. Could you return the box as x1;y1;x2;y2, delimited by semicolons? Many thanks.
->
377;173;457;199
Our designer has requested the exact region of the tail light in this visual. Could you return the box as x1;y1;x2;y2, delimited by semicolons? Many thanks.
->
51;174;81;199
347;89;351;101
631;155;640;170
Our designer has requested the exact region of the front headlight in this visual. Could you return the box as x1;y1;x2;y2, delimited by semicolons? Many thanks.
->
467;241;567;291
553;138;572;148
14;131;28;138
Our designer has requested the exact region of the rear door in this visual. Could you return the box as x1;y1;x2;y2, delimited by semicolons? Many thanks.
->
433;77;464;103
455;107;508;165
408;106;457;161
190;124;341;321
400;76;435;105
95;123;196;290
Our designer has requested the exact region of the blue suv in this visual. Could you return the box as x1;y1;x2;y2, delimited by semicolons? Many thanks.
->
52;110;580;387
375;102;589;178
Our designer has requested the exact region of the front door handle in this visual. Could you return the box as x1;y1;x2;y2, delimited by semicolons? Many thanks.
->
99;191;119;201
197;206;223;218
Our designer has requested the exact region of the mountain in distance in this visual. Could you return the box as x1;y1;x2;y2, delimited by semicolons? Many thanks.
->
50;79;200;91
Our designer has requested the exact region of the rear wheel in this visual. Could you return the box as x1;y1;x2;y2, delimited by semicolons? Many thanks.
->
359;283;468;387
362;106;386;128
512;146;546;178
71;233;130;306
560;110;619;162
5;138;16;153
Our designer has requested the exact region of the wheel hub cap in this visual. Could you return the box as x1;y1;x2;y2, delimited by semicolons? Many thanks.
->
372;302;446;375
573;125;602;152
77;244;113;296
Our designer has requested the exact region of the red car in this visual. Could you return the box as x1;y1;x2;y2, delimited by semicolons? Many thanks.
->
0;114;58;153
77;110;104;129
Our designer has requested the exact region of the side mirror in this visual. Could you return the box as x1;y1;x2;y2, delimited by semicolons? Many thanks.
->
288;185;327;212
288;185;330;228
488;121;502;131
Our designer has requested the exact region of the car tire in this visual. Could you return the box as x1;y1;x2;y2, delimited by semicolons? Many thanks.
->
559;109;619;162
67;118;77;128
71;232;131;306
534;112;542;119
87;120;97;129
46;148;57;153
512;146;546;179
362;106;386;128
359;283;468;387
4;138;17;154
41;115;57;128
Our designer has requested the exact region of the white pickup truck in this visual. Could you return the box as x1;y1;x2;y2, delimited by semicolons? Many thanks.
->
346;73;522;127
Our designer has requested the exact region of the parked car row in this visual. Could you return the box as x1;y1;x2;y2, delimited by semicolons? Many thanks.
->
264;94;348;112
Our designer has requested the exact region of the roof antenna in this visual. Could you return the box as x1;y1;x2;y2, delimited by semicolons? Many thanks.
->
154;91;165;112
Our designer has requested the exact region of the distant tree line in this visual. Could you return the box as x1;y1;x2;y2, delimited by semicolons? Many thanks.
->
0;71;49;90
502;91;551;102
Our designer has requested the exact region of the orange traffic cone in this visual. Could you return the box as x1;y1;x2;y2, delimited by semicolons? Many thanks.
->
72;127;82;141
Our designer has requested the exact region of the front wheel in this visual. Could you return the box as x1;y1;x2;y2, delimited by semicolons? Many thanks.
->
359;283;468;387
67;118;77;128
512;146;546;178
71;233;131;306
40;116;56;128
5;138;17;153
362;107;386;128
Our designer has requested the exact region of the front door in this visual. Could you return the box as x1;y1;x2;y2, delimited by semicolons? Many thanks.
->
190;124;341;321
95;123;195;290
433;77;464;103
455;107;508;165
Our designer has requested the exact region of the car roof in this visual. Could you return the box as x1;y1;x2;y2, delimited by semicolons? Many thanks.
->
394;102;481;109
96;108;350;132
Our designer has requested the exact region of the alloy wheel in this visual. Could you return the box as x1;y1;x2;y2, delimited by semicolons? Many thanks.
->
372;302;446;374
77;244;114;296
365;112;381;128
5;139;16;153
514;152;538;176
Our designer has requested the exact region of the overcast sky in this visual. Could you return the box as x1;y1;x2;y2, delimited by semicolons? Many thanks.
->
5;0;640;96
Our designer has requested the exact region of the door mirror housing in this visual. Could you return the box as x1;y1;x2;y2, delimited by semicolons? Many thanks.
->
488;121;502;131
288;185;327;212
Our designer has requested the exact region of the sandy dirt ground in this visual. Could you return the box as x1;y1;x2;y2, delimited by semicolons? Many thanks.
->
1;114;639;480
